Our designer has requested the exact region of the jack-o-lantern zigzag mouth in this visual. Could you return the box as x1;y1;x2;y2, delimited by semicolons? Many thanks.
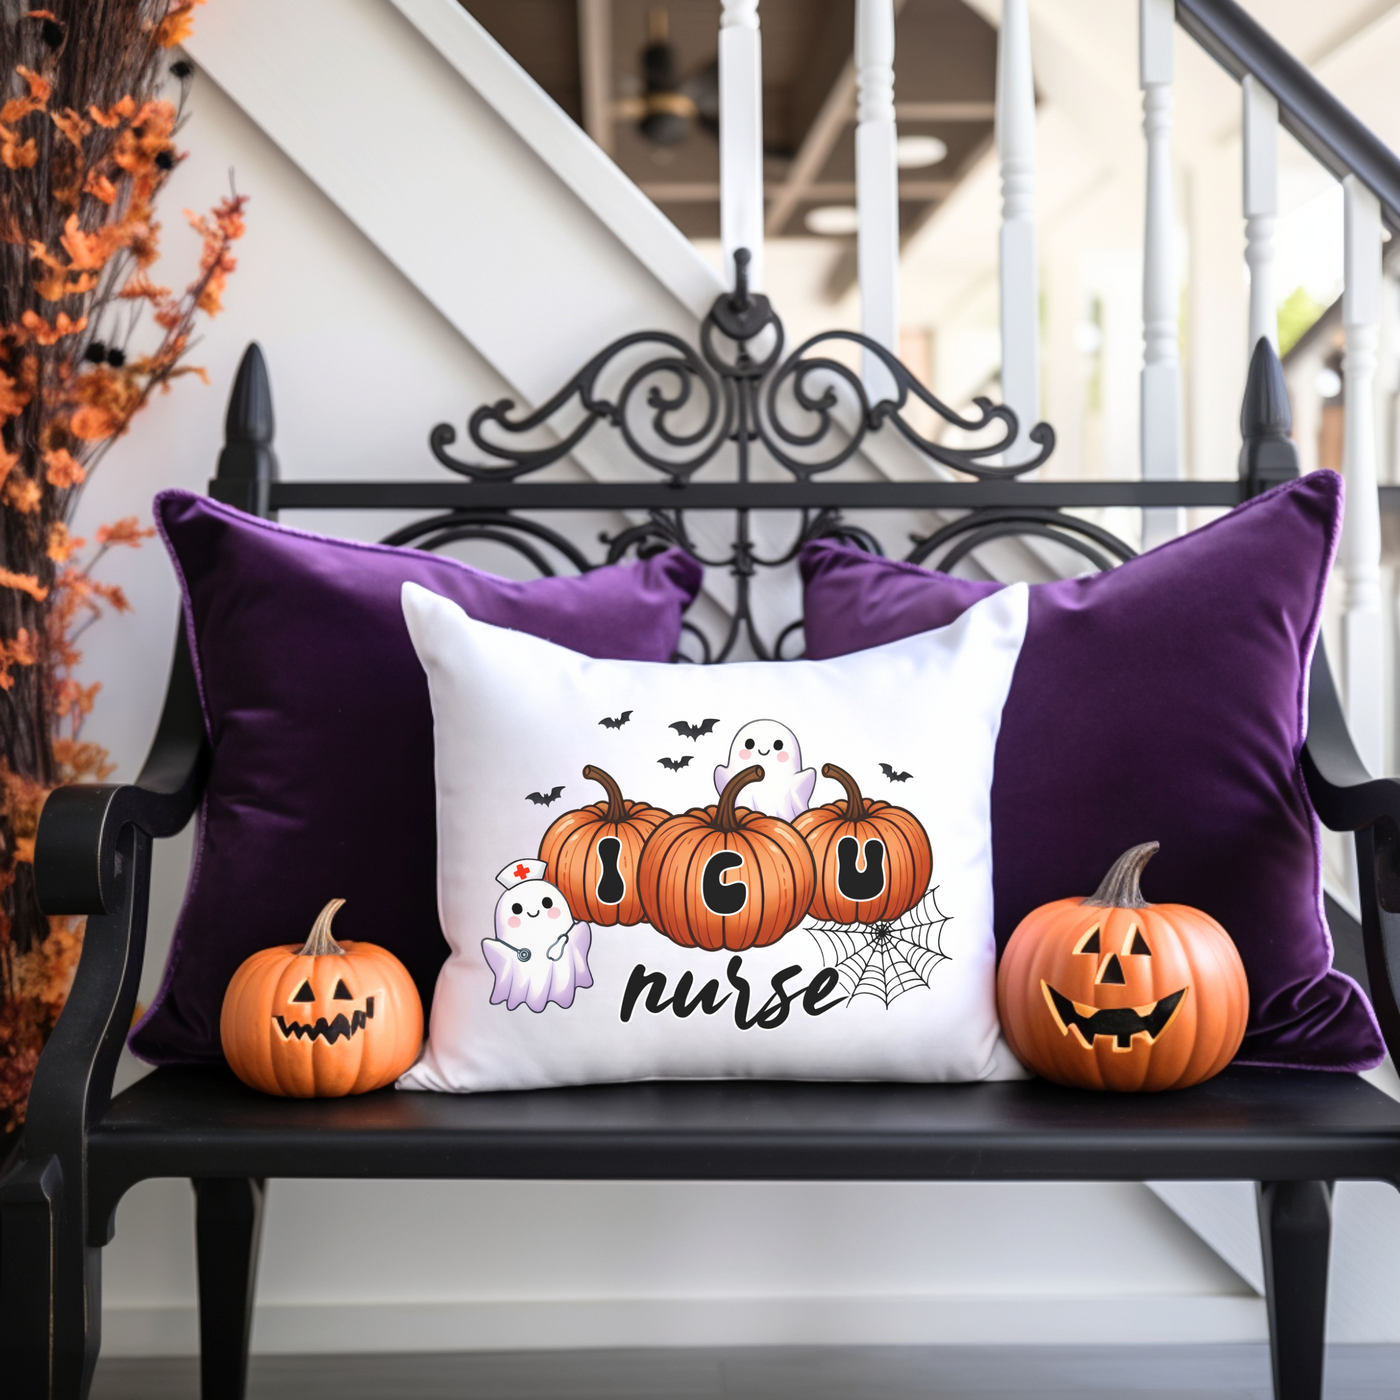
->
273;997;375;1045
1042;982;1186;1051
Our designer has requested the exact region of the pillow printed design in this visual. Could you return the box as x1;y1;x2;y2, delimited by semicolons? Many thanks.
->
399;580;1031;1094
484;858;594;1012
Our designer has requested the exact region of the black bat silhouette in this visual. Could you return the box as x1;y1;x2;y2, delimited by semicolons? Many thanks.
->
669;718;719;740
598;710;633;730
657;756;693;771
879;763;913;783
525;785;566;806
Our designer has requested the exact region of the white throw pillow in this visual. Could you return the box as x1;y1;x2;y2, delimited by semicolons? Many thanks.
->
399;579;1029;1093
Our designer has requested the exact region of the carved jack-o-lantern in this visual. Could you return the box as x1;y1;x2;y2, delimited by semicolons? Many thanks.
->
637;764;816;951
538;765;670;925
996;843;1249;1092
220;899;424;1097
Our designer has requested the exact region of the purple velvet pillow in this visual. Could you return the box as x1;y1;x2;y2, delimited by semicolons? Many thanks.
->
800;472;1383;1072
131;492;703;1065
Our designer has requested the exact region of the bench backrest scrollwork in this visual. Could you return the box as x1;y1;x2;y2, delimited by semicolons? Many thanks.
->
210;252;1296;662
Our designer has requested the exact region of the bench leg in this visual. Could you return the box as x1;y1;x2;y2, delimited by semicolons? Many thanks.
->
0;1153;101;1399
194;1178;265;1400
1256;1180;1332;1400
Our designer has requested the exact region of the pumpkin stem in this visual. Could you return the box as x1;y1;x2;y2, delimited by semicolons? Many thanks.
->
300;898;348;956
821;763;868;820
1083;843;1160;909
582;764;628;823
715;764;764;830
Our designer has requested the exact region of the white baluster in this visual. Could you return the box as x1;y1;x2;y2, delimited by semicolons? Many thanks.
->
1242;75;1278;355
720;0;764;290
856;0;898;403
995;0;1038;465
578;0;614;158
1140;0;1180;547
1342;174;1386;775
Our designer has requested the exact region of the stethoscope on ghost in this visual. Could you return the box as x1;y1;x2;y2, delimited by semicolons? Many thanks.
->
493;931;570;963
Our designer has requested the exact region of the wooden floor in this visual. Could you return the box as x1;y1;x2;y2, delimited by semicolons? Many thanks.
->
91;1344;1400;1399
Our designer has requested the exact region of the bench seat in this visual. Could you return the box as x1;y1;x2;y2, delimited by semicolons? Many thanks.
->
92;1064;1400;1193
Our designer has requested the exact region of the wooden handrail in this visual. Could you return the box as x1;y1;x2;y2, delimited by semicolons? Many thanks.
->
1177;0;1400;230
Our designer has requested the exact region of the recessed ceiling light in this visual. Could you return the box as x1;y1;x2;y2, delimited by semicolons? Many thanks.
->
806;205;860;235
896;134;949;168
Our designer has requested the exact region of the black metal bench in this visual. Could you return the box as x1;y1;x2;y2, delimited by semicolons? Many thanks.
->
4;269;1400;1400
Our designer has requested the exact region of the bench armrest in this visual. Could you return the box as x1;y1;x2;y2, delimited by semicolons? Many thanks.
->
36;625;208;917
1302;639;1400;1064
1301;640;1400;833
6;629;209;1200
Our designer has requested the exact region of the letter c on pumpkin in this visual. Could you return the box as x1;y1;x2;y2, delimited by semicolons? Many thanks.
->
701;850;748;916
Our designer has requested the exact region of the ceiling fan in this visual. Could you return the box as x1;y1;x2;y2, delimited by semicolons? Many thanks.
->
613;7;719;148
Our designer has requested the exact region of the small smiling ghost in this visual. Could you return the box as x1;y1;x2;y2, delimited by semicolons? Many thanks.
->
714;719;817;822
482;859;593;1013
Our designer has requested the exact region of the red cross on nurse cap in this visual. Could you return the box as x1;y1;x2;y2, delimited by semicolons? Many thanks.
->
496;858;547;890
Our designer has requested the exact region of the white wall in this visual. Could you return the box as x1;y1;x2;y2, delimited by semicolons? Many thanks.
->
104;1177;1258;1357
81;0;1400;1358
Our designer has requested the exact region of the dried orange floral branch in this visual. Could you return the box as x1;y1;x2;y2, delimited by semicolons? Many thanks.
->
0;0;242;1132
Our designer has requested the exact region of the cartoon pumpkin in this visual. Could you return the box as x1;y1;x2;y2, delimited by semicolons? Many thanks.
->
637;764;816;951
996;843;1249;1092
538;765;670;925
794;763;933;924
220;899;423;1097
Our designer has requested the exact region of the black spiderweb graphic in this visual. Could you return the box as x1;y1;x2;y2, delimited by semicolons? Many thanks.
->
807;888;951;1008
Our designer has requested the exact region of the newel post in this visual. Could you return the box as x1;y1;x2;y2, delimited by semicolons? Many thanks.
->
212;342;279;520
995;0;1039;466
1238;338;1297;497
720;0;764;291
856;0;899;403
1341;174;1385;775
1140;0;1181;547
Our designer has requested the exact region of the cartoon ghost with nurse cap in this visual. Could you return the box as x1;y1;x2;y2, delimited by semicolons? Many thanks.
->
482;859;593;1012
714;719;817;822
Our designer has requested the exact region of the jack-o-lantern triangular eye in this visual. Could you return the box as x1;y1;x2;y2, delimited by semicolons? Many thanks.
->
332;979;353;1001
1075;927;1101;955
290;980;315;1003
1127;928;1151;956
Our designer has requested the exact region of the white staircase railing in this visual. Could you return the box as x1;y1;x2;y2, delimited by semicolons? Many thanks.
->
706;0;1393;777
1173;0;1397;776
1341;175;1385;776
1139;0;1182;547
856;0;899;402
1242;74;1279;357
719;0;764;291
995;0;1039;469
